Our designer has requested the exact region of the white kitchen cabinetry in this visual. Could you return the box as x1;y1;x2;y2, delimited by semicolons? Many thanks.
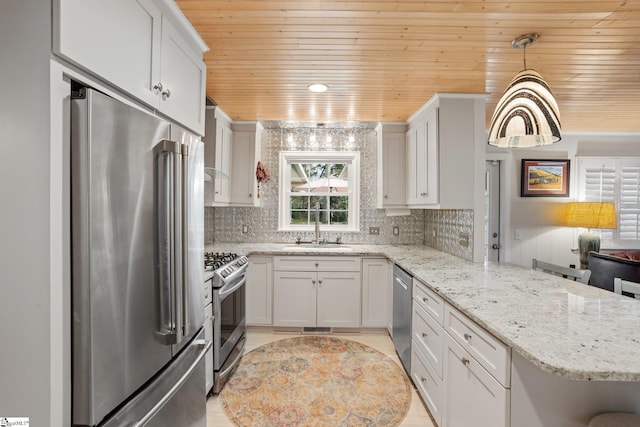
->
443;334;510;427
246;256;273;325
405;93;486;209
376;123;409;211
441;305;511;427
55;0;207;134
273;256;361;328
362;258;390;328
411;279;445;426
204;106;233;206
230;122;263;207
406;110;438;206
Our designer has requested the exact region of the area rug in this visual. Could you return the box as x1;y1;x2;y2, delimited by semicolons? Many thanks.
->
220;336;412;427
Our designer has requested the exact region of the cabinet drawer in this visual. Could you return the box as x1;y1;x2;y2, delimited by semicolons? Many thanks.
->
412;303;444;377
274;256;361;272
412;343;443;427
413;279;444;326
443;334;510;427
444;305;511;387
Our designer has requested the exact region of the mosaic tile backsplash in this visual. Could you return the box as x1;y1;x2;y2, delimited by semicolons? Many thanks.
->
206;124;474;261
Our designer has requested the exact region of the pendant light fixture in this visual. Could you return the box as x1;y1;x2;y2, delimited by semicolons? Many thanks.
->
488;34;562;148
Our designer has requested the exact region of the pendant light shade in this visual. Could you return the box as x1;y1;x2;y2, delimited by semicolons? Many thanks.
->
488;34;562;148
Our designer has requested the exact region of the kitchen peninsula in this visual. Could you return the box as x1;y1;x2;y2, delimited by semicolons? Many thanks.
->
208;243;640;427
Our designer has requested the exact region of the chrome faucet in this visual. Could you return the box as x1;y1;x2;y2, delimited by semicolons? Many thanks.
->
314;203;324;244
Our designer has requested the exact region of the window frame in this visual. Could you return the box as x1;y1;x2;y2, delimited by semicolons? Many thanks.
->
278;151;360;232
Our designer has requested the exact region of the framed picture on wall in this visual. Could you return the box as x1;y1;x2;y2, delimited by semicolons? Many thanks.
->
521;159;570;197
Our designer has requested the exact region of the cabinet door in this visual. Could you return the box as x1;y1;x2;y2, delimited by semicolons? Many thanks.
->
407;109;439;206
246;256;273;325
214;125;233;204
316;271;361;328
55;0;161;108
381;133;407;207
273;271;316;327
158;15;206;134
362;258;389;327
442;334;510;427
230;131;258;206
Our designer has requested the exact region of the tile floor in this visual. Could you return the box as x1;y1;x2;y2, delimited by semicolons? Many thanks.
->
206;327;436;426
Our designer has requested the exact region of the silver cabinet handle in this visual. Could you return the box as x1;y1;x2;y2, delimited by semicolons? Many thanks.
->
315;262;319;267
461;357;470;366
384;194;388;198
422;297;428;303
153;82;163;93
464;333;472;341
422;332;428;338
421;376;427;382
318;279;322;284
161;88;171;100
312;280;316;285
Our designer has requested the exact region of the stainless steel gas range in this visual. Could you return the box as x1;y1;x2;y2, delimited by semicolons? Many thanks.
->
204;252;248;394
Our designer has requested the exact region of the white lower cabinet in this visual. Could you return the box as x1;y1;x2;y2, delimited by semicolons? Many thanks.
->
362;258;389;328
273;256;361;328
442;333;510;427
273;270;361;327
412;344;443;426
246;256;273;325
411;279;511;427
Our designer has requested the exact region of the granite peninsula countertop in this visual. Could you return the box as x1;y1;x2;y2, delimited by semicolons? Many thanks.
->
206;243;640;382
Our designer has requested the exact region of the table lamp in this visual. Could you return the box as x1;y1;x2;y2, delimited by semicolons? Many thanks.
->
564;202;617;269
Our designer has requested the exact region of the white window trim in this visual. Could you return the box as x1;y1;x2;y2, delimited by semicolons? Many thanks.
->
278;151;360;232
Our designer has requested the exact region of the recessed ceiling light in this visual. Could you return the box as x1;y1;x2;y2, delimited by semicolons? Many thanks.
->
308;83;328;93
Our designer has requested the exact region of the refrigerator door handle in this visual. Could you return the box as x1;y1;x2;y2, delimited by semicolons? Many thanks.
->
129;339;212;427
180;142;191;340
154;139;182;345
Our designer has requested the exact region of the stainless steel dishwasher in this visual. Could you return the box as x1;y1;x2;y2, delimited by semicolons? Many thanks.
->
392;264;413;374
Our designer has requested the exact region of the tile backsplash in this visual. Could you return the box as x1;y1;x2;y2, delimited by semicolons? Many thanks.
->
206;123;474;261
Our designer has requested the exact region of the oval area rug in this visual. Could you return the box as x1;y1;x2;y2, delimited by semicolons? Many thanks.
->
220;335;411;427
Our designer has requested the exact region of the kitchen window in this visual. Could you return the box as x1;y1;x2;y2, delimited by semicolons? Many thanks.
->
577;157;640;247
278;151;360;232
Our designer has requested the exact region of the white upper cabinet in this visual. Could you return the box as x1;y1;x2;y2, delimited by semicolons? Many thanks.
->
376;123;408;210
405;94;486;209
54;0;207;134
204;106;233;206
230;122;263;207
406;109;438;206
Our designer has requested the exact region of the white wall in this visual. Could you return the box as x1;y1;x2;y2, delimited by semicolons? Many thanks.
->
0;0;53;424
489;132;640;268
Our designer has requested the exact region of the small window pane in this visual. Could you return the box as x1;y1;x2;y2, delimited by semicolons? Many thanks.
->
310;210;328;225
330;196;348;210
291;211;308;224
330;211;348;224
290;196;309;209
310;196;328;209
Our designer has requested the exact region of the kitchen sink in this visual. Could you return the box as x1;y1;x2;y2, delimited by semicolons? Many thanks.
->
282;244;353;252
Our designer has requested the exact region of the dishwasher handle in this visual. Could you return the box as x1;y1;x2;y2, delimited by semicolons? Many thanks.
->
394;276;409;291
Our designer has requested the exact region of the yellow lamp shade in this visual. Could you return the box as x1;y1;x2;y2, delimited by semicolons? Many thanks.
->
564;202;617;229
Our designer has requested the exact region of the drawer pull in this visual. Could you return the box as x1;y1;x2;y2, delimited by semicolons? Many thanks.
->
422;332;428;338
421;376;427;383
461;357;470;366
318;280;323;284
315;263;319;267
464;333;472;341
312;280;316;285
422;297;428;303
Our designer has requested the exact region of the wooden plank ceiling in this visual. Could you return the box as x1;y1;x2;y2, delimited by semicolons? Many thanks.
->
176;0;640;132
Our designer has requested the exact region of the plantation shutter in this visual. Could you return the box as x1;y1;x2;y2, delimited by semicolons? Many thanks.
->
619;161;640;241
578;157;640;245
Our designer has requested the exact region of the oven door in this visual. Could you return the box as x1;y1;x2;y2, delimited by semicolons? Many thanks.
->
214;273;246;370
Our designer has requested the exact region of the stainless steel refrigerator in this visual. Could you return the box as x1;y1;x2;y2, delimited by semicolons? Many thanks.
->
71;87;209;427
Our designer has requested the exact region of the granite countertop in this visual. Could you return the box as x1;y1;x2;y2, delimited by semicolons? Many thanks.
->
206;242;640;382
